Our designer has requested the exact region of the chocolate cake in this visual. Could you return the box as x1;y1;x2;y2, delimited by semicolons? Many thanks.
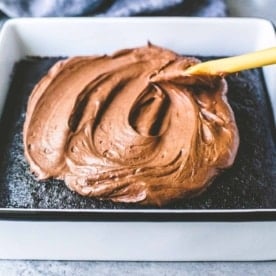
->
0;54;275;209
22;45;239;206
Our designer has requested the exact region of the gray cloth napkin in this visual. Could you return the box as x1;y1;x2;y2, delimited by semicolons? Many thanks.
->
0;0;227;18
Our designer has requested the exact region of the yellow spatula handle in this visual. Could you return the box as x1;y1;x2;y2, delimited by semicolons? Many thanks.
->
185;47;276;76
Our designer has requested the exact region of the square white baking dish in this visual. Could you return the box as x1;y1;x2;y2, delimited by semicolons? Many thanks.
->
0;17;275;261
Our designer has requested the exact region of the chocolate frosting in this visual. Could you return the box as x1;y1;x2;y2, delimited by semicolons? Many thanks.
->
23;44;239;206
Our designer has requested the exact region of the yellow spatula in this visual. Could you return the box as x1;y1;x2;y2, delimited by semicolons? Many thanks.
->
184;47;276;76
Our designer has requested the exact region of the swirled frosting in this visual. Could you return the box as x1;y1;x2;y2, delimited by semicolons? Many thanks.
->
23;44;239;206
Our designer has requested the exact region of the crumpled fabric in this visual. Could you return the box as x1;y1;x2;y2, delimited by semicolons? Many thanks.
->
0;0;227;18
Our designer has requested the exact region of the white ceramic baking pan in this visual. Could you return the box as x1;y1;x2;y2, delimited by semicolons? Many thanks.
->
0;17;275;261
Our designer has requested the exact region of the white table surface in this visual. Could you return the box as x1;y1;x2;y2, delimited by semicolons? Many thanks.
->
0;260;276;276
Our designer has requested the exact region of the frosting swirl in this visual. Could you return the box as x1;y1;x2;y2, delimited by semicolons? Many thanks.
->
23;44;239;206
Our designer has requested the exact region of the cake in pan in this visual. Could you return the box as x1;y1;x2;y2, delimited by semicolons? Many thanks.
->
22;44;239;206
0;45;275;209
